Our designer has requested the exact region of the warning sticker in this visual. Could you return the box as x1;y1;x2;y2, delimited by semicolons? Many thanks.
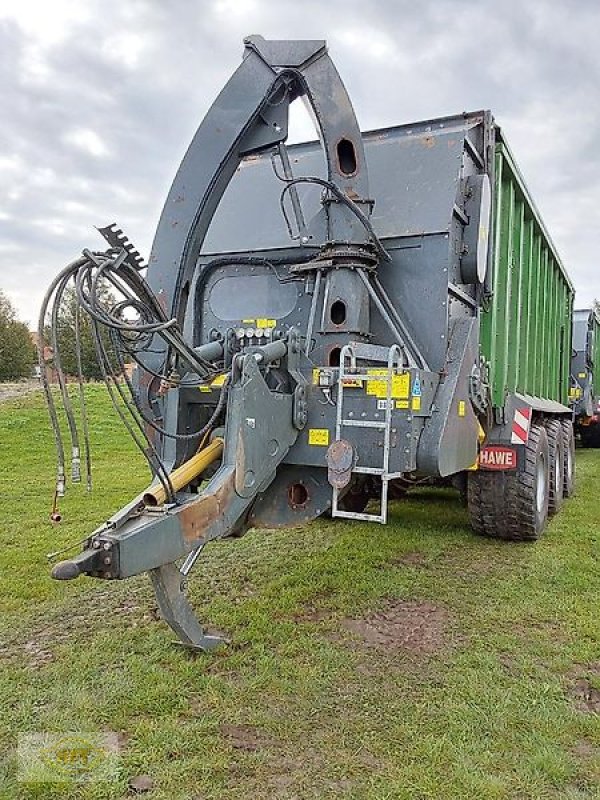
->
578;372;587;379
308;428;330;446
458;400;466;417
396;400;409;409
412;396;421;411
257;318;276;329
365;370;410;399
198;373;227;393
412;376;422;397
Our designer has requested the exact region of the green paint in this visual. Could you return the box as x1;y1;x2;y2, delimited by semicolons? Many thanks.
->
481;141;574;408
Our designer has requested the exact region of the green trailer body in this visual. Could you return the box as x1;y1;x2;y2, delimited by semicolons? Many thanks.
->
481;133;575;410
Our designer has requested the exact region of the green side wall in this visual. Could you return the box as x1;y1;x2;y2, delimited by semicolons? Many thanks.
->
480;142;574;408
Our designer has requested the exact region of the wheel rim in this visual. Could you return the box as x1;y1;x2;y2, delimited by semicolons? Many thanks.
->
536;453;547;514
566;439;573;484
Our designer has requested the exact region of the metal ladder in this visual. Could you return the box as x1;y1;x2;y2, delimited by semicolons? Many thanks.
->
331;342;405;524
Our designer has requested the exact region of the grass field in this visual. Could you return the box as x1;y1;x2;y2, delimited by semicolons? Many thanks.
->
0;386;599;799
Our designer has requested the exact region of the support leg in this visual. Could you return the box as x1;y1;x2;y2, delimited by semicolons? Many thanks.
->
149;563;227;651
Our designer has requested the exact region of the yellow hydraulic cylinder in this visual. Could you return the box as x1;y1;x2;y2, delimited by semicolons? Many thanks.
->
143;437;224;507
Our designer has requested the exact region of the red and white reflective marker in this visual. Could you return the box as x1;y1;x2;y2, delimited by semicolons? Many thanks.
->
511;407;531;444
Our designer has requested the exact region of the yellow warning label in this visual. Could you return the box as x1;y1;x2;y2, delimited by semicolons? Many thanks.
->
395;400;409;409
341;377;362;388
458;400;466;417
312;368;320;385
365;370;410;399
412;396;421;411
308;428;329;446
578;372;587;378
257;318;276;329
242;319;255;324
199;373;227;392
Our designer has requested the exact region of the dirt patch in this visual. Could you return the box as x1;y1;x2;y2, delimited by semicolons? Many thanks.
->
292;605;330;623
219;723;274;752
389;551;428;567
572;739;599;761
567;663;600;714
23;638;55;669
571;679;600;714
339;600;451;655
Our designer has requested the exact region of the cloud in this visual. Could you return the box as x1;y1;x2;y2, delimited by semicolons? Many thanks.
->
0;0;599;330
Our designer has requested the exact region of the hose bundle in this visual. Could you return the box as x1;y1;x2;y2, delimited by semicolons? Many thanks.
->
37;245;226;512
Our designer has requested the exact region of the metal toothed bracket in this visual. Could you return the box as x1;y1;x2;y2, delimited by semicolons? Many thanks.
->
96;223;145;270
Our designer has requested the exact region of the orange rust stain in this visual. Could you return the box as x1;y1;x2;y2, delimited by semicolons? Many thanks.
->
178;473;236;545
421;136;435;148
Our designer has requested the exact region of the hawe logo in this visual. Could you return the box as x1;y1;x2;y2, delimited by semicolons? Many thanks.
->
479;446;517;470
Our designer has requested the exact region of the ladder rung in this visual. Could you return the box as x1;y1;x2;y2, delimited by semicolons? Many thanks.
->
332;509;386;524
341;419;387;429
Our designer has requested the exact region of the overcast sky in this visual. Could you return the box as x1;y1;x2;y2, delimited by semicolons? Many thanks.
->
1;0;598;326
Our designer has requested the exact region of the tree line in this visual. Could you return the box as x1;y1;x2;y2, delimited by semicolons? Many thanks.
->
0;288;111;382
0;291;35;381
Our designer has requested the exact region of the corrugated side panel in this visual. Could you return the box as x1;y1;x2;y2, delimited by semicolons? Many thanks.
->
481;140;574;408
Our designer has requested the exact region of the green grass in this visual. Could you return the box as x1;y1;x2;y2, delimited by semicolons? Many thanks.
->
0;387;599;799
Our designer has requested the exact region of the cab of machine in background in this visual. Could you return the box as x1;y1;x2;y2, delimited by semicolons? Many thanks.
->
571;308;600;448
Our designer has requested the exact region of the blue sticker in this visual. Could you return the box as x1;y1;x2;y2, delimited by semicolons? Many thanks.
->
412;376;422;397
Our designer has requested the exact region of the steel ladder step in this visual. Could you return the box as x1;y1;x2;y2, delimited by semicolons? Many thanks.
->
341;418;387;429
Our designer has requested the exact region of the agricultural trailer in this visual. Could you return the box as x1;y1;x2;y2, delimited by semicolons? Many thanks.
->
42;36;576;650
571;308;600;447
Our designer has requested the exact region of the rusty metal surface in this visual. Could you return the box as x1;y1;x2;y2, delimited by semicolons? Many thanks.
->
178;469;237;545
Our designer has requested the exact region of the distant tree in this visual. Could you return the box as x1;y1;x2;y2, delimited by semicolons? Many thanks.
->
49;286;116;381
0;291;35;381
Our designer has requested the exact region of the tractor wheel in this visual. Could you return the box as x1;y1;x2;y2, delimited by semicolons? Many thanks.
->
561;418;576;497
545;419;565;515
467;422;550;541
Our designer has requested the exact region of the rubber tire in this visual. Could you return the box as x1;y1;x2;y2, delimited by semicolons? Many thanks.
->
561;418;576;497
545;419;565;515
467;422;550;541
580;422;600;449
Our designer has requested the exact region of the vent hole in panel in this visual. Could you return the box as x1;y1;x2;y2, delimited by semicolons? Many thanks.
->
330;300;347;325
337;138;357;176
328;347;341;367
288;483;308;508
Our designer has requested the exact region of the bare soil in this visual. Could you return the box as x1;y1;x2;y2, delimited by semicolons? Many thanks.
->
219;723;274;752
340;599;451;655
568;662;600;714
